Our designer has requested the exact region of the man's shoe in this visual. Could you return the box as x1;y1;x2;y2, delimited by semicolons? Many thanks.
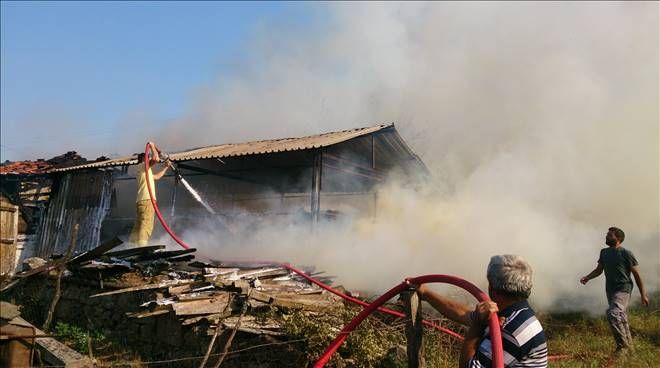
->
614;346;630;356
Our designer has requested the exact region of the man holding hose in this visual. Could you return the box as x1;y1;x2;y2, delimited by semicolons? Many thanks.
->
412;255;547;367
129;141;171;246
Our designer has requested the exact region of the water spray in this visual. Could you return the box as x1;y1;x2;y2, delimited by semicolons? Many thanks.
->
169;163;217;215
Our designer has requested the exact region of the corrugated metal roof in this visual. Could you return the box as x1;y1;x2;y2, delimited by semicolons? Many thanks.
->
52;124;393;172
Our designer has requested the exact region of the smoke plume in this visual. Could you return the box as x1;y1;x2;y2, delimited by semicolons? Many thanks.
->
151;3;660;312
20;2;660;310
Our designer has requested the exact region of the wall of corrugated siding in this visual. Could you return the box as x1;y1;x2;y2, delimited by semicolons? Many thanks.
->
34;171;113;258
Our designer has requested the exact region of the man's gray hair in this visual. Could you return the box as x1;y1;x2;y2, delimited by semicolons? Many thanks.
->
487;255;533;298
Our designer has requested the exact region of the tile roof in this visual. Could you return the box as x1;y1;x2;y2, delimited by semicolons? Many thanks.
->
0;152;102;175
0;160;53;175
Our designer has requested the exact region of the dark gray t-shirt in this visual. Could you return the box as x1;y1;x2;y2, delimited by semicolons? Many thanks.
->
598;247;638;294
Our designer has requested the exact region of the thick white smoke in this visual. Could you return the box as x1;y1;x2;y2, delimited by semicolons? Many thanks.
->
12;2;659;311
149;3;660;312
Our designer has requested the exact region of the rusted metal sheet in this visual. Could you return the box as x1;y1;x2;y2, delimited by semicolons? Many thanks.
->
51;124;394;172
33;171;113;258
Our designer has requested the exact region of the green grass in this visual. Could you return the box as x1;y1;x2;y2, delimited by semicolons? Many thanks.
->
543;300;659;367
277;297;659;368
54;322;110;354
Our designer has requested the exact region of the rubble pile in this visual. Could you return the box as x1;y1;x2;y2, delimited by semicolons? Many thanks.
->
3;239;349;366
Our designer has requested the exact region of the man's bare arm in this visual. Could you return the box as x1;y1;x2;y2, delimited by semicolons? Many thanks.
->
417;285;472;326
631;265;649;306
152;160;171;180
147;141;161;162
459;323;482;367
580;263;603;285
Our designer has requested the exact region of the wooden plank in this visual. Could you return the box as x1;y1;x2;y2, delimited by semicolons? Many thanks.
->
181;313;227;326
67;237;123;265
0;301;21;320
204;267;239;275
90;279;195;298
236;267;289;280
0;203;18;276
311;150;322;224
168;284;193;295
403;290;425;368
188;260;219;268
78;261;131;271
167;254;195;263
271;296;337;311
104;245;165;258
176;291;224;302
132;248;196;262
172;294;231;316
249;290;273;304
212;279;250;292
14;261;61;278
43;223;79;331
220;325;284;336
126;308;171;319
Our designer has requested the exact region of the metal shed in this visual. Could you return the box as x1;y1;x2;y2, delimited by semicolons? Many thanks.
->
25;124;427;260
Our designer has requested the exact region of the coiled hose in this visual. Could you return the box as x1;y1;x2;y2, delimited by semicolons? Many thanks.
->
313;275;504;368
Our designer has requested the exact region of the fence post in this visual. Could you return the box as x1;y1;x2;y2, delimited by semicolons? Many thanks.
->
402;289;425;368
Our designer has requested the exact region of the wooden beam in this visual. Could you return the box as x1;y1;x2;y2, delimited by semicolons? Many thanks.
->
44;223;79;331
90;279;194;298
372;134;376;169
172;295;231;316
311;150;322;224
67;236;123;265
402;290;425;368
104;245;165;258
131;248;196;262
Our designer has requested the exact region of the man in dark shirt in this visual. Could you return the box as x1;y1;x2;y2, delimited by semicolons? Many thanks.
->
414;255;547;367
580;226;649;352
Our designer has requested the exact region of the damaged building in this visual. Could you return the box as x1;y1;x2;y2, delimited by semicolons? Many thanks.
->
0;152;92;277
2;124;427;275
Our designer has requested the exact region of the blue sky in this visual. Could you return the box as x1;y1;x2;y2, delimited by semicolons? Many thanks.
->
1;1;321;161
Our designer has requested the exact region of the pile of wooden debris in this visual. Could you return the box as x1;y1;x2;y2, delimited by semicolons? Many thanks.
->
85;243;344;335
2;238;355;366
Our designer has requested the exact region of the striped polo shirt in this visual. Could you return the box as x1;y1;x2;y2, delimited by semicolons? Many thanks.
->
468;300;547;368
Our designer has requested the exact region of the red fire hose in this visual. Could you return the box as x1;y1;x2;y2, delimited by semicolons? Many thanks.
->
313;275;504;368
281;263;463;340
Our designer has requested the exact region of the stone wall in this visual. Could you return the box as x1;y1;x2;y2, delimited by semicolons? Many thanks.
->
2;275;231;365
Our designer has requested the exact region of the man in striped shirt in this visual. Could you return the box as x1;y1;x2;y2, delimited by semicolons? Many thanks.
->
416;255;547;367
